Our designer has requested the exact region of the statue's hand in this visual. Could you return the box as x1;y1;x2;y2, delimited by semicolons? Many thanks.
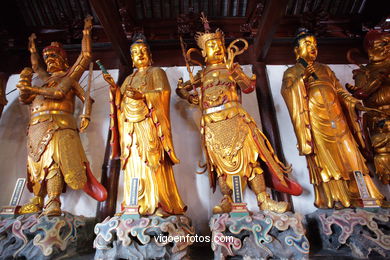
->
28;33;37;53
355;102;388;115
303;63;315;83
177;77;184;89
84;15;93;31
128;88;143;100
16;84;33;94
188;94;199;105
79;116;90;132
103;73;117;91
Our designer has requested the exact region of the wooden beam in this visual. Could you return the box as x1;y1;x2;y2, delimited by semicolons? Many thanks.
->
252;61;292;205
245;0;257;17
253;0;288;62
90;0;131;68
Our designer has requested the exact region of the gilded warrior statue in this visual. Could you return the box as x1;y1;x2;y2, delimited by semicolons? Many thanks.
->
16;16;107;216
281;28;384;208
102;34;186;216
346;30;390;184
176;17;302;214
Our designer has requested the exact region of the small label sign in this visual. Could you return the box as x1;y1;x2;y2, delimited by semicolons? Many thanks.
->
10;178;26;206
129;178;139;206
232;175;243;204
353;171;370;200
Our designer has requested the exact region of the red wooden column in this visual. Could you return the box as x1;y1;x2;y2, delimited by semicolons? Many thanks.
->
252;62;291;204
251;0;292;204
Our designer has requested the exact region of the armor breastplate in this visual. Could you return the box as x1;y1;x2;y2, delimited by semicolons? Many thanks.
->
30;81;75;115
202;65;239;108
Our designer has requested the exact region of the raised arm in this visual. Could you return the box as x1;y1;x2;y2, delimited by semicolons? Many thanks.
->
67;16;93;82
29;33;50;81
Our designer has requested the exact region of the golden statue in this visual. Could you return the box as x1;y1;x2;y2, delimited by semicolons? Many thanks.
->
281;28;384;208
346;30;390;184
176;15;302;214
16;16;107;216
101;34;186;216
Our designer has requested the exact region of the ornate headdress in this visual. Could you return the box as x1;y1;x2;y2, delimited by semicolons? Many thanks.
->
131;33;149;48
364;30;389;52
194;12;225;51
293;28;314;47
42;42;67;61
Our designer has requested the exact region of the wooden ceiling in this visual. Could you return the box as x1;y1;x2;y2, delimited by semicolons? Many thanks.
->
0;0;389;74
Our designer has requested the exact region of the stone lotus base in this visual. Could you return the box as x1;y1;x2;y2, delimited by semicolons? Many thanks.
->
306;208;390;259
94;214;195;260
0;212;94;260
210;211;309;259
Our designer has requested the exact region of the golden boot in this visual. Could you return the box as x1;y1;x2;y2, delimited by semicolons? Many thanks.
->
250;171;289;213
19;196;44;214
257;192;289;213
213;176;233;214
43;173;63;216
213;195;233;214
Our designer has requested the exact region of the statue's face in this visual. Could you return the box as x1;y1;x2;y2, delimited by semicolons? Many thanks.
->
295;36;318;62
368;36;390;63
205;38;226;65
43;50;67;73
131;43;151;69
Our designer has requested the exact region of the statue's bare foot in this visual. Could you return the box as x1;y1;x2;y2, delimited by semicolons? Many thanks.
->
42;198;61;216
257;192;289;213
19;196;43;214
213;195;233;214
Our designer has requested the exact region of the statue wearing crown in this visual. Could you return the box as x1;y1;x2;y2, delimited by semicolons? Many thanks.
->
281;28;384;208
346;30;390;184
176;15;302;214
101;34;187;216
16;16;107;216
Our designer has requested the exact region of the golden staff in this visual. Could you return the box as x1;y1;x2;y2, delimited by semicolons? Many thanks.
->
80;62;94;133
96;59;121;159
179;36;195;85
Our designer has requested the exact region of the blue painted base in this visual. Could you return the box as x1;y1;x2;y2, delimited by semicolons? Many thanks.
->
210;211;309;259
94;214;195;260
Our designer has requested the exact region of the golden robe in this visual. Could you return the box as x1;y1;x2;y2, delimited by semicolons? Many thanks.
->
117;66;186;215
282;62;383;208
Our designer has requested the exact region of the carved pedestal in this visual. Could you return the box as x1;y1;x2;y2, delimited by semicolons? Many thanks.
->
306;208;390;258
0;212;95;259
94;215;195;260
210;211;309;259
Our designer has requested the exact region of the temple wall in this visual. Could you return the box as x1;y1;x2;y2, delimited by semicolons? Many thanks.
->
0;65;388;234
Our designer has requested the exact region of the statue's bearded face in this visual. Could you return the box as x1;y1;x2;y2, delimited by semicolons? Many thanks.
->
131;43;151;69
295;36;318;62
43;50;68;73
368;36;390;63
205;39;226;65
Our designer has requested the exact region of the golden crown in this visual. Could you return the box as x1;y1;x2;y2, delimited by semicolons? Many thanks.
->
195;29;225;51
195;12;225;51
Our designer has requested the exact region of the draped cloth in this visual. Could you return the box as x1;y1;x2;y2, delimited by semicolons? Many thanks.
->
117;67;186;215
282;63;383;207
